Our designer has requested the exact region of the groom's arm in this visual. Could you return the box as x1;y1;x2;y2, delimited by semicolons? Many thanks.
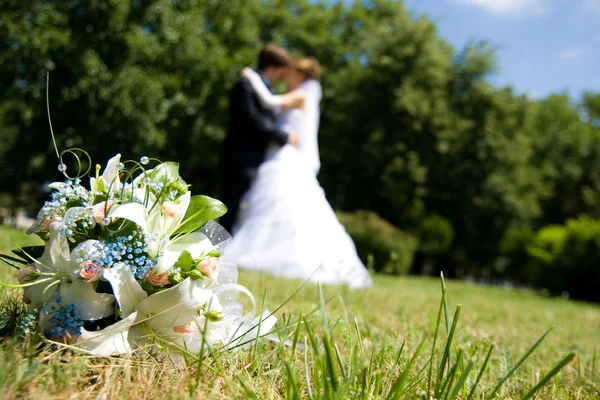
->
233;79;289;146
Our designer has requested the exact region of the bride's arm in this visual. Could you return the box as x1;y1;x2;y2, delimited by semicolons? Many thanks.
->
242;67;305;110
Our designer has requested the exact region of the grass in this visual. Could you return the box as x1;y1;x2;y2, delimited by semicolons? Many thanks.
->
0;224;599;399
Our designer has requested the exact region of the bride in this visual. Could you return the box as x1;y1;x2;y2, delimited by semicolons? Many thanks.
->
221;57;372;289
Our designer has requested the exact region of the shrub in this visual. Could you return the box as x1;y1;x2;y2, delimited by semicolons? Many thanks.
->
498;227;537;284
418;214;454;255
336;210;418;275
527;217;600;302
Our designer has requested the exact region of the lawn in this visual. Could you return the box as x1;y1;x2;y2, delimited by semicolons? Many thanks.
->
0;224;598;399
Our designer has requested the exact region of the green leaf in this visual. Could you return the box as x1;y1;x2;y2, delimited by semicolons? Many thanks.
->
145;162;188;196
173;250;195;272
168;272;184;285
0;253;28;267
172;195;227;237
34;231;50;241
206;250;222;258
204;310;224;322
12;246;45;263
182;269;206;280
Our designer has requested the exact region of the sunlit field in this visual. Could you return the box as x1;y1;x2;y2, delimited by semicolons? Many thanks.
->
0;225;598;399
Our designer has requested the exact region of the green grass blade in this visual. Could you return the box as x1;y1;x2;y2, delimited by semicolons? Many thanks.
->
323;333;340;391
404;358;432;395
488;328;553;399
386;336;426;400
334;343;347;380
354;317;366;360
436;304;462;396
522;352;576;400
467;344;494;400
221;273;319;353
447;356;475;400
373;369;383;397
290;309;303;362
384;341;405;390
428;280;446;392
304;336;314;400
318;283;329;332
359;366;369;399
236;375;259;400
316;283;339;392
439;350;463;399
251;287;268;359
304;315;319;351
284;360;302;400
441;272;451;335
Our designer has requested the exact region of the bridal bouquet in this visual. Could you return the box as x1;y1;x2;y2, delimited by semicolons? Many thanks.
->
1;154;275;358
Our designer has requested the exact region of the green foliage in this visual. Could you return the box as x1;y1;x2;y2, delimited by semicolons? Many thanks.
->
0;0;599;292
526;217;600;302
0;224;597;398
172;195;227;237
336;210;418;275
418;214;454;255
497;227;536;283
531;94;600;225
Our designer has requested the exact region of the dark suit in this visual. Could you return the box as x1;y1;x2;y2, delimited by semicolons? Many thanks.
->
219;75;288;232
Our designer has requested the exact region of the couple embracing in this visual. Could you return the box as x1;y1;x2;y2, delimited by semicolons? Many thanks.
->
219;44;372;289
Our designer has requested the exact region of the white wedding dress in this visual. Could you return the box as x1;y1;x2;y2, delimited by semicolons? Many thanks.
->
221;71;372;289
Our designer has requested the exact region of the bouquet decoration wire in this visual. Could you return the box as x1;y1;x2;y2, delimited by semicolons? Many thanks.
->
1;145;276;358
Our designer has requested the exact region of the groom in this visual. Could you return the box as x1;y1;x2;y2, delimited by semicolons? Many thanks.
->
219;44;299;233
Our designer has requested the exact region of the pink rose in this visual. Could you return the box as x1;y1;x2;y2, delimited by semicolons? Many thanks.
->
145;271;168;287
172;322;197;333
197;257;219;279
18;264;39;284
91;200;115;224
79;260;102;283
161;201;179;219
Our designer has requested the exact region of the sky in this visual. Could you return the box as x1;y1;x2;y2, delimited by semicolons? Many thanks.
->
399;0;600;99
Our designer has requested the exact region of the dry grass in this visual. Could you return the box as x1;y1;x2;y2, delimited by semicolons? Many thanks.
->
0;225;599;399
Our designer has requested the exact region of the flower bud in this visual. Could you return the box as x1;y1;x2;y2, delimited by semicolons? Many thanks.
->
145;271;168;287
79;260;102;283
91;200;114;224
197;257;219;279
18;264;39;284
161;201;179;219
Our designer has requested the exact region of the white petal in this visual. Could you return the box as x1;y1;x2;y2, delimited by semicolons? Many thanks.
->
103;263;148;318
135;278;210;334
167;317;224;357
71;239;100;261
24;279;59;309
108;203;149;231
133;166;156;187
36;222;70;272
166;191;191;236
60;280;115;321
155;231;215;274
101;154;121;186
205;294;224;314
77;311;139;355
133;187;156;207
